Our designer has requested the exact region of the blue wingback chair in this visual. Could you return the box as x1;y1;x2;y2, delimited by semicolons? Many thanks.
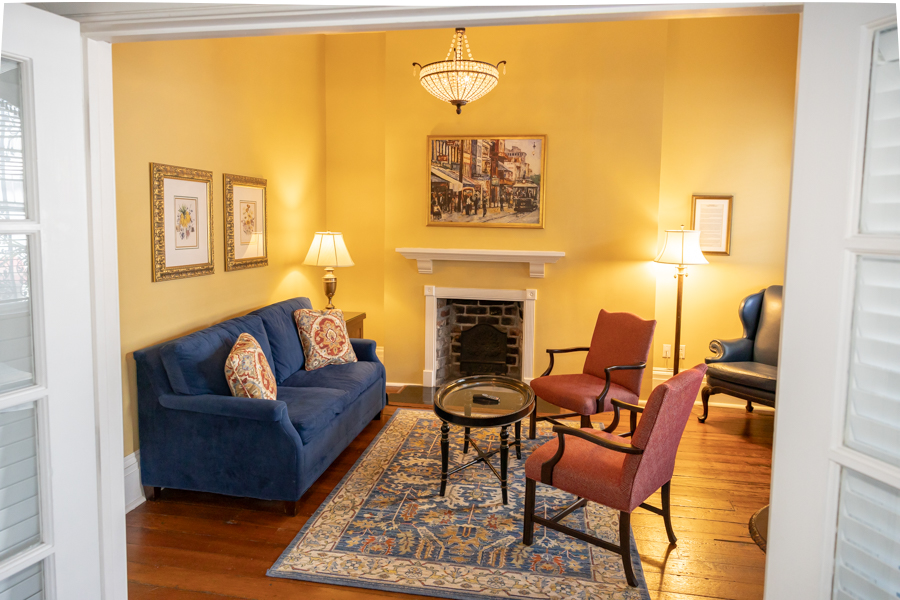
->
133;297;386;514
699;285;782;423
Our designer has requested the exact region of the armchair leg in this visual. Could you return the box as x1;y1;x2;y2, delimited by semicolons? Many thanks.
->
619;512;637;587
661;481;677;544
580;414;592;429
698;386;712;423
523;478;536;545
529;402;538;440
745;400;754;413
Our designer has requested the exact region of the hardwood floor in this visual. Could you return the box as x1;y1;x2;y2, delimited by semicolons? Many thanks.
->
126;401;773;600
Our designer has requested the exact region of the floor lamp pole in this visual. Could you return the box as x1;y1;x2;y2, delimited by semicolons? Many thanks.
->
673;265;685;375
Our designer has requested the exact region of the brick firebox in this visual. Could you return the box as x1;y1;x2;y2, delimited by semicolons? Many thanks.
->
434;299;523;385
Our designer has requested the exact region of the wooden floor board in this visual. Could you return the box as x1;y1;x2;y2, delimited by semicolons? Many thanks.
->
127;403;772;599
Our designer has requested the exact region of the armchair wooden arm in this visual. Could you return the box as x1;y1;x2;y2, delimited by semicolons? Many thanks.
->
540;425;643;484
609;398;643;437
541;347;590;377
598;363;646;434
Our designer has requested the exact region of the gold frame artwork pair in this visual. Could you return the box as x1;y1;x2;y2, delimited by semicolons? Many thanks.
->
150;162;268;282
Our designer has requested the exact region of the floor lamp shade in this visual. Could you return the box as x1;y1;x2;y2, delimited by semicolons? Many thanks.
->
304;232;354;309
655;228;707;374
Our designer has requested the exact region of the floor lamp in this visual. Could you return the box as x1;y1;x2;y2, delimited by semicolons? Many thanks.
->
654;227;708;374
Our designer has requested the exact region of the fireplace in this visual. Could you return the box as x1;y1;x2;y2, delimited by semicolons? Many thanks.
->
424;286;536;387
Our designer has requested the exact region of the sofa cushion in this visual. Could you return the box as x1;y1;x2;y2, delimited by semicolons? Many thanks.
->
706;361;777;392
224;333;277;400
281;361;380;398
278;386;353;444
160;315;274;397
250;297;313;383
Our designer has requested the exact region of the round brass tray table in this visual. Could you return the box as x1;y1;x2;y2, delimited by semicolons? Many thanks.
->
433;375;535;505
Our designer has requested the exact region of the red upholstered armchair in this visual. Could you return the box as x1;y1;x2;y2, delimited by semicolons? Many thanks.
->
528;310;656;439
522;364;708;587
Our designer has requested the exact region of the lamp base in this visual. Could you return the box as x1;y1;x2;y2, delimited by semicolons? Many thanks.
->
323;267;337;310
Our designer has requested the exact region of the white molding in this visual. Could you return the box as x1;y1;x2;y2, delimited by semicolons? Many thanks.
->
397;248;564;279
84;37;128;600
39;3;803;44
423;286;536;387
650;367;774;411
123;451;145;513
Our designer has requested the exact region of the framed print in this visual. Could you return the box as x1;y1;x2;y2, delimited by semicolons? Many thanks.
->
427;135;546;228
150;163;214;282
692;194;733;255
224;173;268;271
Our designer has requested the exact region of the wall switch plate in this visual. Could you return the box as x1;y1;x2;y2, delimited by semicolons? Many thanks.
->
680;345;685;359
662;344;671;358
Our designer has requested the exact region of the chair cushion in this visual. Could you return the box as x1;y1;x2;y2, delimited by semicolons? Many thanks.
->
278;386;353;444
281;360;381;398
250;297;313;383
525;428;634;512
224;333;277;400
160;315;274;397
706;361;777;392
530;373;638;415
294;309;357;371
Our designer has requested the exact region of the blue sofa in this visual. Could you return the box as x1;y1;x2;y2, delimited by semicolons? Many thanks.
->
133;297;386;513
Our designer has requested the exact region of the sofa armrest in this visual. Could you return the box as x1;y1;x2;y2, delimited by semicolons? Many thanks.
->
706;338;754;364
351;338;379;363
158;393;287;422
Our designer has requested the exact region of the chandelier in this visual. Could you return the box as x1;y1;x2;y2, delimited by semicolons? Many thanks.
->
412;28;506;115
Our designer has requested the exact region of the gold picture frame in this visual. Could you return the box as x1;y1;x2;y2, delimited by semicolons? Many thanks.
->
427;135;547;229
150;162;214;282
691;194;733;256
224;173;268;271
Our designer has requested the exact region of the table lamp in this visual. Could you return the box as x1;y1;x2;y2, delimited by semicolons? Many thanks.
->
303;231;354;309
654;226;708;374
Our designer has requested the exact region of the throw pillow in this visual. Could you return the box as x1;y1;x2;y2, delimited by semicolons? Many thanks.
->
224;333;278;400
293;308;358;371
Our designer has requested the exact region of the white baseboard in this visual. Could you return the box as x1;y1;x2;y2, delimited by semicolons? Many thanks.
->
124;450;145;513
650;367;774;412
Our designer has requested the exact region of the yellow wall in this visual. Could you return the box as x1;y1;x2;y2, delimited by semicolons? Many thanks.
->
113;14;798;457
113;35;327;456
653;15;799;370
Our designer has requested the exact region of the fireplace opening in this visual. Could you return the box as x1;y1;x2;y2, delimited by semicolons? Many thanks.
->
435;299;523;385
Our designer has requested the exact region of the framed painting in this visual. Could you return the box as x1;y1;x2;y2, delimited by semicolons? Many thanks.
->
150;162;214;282
224;173;268;271
427;135;546;228
691;194;733;255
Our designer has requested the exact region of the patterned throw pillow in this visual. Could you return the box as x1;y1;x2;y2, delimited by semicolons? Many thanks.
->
224;333;278;400
293;308;358;371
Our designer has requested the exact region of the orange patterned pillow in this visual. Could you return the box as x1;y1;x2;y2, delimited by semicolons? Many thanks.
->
293;308;357;371
224;333;277;400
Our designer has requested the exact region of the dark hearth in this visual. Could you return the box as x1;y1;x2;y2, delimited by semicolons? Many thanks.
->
459;324;508;376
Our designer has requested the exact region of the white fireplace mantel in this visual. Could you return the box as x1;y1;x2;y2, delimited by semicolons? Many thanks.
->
396;248;565;278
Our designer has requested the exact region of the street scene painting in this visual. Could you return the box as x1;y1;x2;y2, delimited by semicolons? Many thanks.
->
427;136;546;228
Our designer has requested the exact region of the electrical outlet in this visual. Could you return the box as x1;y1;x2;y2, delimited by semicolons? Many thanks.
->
662;344;671;358
680;345;685;359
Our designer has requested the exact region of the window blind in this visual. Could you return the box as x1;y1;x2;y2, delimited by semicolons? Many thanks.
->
0;561;41;600
861;25;900;234
0;404;39;564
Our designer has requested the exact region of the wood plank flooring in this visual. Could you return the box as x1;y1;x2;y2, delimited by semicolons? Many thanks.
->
126;398;773;600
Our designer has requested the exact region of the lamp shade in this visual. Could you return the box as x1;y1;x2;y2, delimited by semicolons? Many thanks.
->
654;229;709;266
303;232;354;267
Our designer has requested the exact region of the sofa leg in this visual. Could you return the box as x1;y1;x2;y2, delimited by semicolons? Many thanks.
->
284;500;301;517
698;386;712;423
142;486;160;501
745;400;754;413
373;410;382;421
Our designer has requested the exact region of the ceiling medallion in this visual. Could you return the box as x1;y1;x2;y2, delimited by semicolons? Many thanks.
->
412;28;506;115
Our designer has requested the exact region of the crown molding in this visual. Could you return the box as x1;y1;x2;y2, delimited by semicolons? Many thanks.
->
29;3;804;43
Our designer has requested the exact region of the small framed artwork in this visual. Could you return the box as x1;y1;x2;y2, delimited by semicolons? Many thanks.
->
150;163;214;282
692;194;733;255
224;173;268;271
427;135;546;229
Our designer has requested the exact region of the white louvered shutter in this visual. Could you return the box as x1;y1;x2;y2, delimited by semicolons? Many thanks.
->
861;26;900;234
0;561;41;600
0;404;39;563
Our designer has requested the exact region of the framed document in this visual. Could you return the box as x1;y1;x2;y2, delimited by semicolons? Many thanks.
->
150;163;214;282
691;194;733;255
224;173;268;271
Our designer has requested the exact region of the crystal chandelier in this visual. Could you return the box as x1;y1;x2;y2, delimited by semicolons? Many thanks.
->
412;28;506;115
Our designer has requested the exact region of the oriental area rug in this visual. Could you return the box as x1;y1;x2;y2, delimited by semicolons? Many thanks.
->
268;409;651;600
